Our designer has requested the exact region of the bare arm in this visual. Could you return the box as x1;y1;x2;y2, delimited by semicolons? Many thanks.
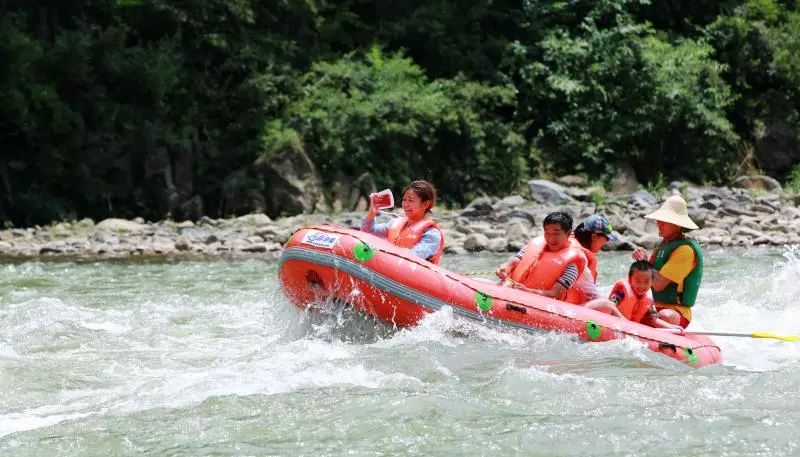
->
650;269;672;291
584;299;625;318
496;257;520;280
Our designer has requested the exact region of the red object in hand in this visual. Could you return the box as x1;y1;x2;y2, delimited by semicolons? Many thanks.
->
372;189;394;210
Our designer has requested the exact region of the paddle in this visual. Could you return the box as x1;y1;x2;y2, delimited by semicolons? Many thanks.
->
662;329;800;342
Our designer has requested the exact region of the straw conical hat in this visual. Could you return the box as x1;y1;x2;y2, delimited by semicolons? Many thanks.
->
644;195;698;230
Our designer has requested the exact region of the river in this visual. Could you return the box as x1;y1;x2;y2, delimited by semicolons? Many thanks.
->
2;246;799;456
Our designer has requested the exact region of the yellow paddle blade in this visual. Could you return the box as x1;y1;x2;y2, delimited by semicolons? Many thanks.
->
752;332;800;342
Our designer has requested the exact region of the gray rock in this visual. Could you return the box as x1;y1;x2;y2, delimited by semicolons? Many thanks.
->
557;175;588;187
564;187;591;201
754;120;800;176
236;213;272;226
198;216;218;227
605;236;636;251
503;210;537;225
527;179;575;205
504;222;530;245
444;245;467;256
732;175;783;193
699;199;720;210
175;237;193;251
242;243;268;253
732;226;765;238
628;190;658;208
635;234;661;249
463;233;490;252
461;197;494;217
750;203;776;214
487;238;508;252
687;209;708;228
610;163;639;196
494;195;526;210
720;204;757;217
74;218;95;231
96;218;148;233
255;142;324;218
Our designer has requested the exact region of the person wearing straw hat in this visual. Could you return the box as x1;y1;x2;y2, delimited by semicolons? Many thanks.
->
632;194;703;328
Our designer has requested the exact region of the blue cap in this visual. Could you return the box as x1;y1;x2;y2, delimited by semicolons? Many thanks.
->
582;214;619;241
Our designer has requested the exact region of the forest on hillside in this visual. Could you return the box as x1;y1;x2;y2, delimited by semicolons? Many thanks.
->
2;0;800;225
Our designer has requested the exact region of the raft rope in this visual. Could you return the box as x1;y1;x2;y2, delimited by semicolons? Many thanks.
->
290;226;720;355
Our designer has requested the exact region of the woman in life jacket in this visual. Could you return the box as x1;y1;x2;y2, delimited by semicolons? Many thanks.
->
360;180;445;264
495;212;587;303
567;214;619;304
585;261;682;329
631;194;703;329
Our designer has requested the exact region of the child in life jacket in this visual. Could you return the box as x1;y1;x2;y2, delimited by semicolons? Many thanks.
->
584;260;682;329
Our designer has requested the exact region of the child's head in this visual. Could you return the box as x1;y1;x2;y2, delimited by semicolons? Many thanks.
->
628;260;653;296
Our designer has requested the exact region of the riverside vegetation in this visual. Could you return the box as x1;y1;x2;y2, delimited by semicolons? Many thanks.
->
2;0;800;229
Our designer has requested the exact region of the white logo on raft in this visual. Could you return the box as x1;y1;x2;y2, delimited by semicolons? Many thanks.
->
301;231;340;249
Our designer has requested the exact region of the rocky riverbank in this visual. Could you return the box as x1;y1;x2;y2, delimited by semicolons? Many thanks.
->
2;177;799;260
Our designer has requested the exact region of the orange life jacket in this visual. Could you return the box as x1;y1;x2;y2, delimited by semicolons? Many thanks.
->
569;236;598;282
387;216;445;265
613;279;654;323
510;236;587;303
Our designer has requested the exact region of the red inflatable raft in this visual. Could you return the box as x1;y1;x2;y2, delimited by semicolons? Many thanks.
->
278;225;722;367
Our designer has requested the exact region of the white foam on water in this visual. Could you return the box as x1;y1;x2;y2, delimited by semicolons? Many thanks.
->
0;343;19;359
696;245;800;371
99;337;424;414
0;411;93;439
79;321;132;334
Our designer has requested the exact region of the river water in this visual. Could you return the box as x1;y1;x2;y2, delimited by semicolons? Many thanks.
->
1;246;800;456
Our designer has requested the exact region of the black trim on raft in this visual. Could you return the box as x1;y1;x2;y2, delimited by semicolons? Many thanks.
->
279;246;719;356
506;304;528;314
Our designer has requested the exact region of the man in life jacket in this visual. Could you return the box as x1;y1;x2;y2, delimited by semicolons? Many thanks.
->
495;212;587;303
568;214;619;304
632;194;703;328
585;261;682;329
360;180;445;264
